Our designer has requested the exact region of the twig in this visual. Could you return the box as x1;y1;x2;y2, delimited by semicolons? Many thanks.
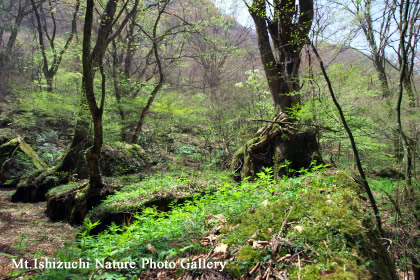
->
298;254;301;280
249;262;261;275
323;240;331;254
305;242;319;256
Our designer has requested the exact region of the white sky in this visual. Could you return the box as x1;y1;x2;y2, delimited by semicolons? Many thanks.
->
213;0;252;27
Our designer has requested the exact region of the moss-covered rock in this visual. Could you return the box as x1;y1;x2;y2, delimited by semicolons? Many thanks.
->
86;193;195;235
45;181;88;223
44;177;200;230
101;142;151;176
0;136;47;188
80;172;220;234
11;168;63;202
221;172;397;279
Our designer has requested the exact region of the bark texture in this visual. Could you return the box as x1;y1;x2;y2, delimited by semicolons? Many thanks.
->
231;114;322;180
249;0;313;113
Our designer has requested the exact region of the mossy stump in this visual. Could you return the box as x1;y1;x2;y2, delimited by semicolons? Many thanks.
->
231;115;322;180
12;142;150;202
45;181;115;225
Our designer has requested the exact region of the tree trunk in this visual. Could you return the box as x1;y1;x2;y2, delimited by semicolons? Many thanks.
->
396;0;413;186
249;0;312;113
131;1;167;144
6;14;25;54
45;73;53;92
82;0;104;209
372;55;390;98
402;71;416;107
111;41;128;141
231;114;322;180
83;0;140;208
233;0;318;179
131;78;164;144
85;81;104;192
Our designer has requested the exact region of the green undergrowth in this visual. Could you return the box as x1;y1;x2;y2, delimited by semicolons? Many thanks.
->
30;168;396;280
46;182;80;197
87;170;228;223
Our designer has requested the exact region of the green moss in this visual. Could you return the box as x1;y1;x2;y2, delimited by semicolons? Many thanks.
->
86;171;222;228
112;142;151;163
75;185;88;200
246;136;264;146
231;146;245;169
295;260;370;279
47;182;79;197
236;245;263;263
17;136;48;169
334;171;362;191
0;137;47;170
219;173;397;279
231;136;266;175
0;138;19;165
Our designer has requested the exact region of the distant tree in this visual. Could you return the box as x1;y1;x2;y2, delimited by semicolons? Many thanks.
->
107;0;180;143
180;0;250;100
334;0;394;98
130;0;170;144
393;0;418;107
0;0;37;54
30;0;80;92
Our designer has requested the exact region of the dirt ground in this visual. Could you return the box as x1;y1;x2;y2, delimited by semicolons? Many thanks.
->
0;188;77;279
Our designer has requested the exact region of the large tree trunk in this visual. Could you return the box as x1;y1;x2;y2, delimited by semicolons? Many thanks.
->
234;0;317;178
231;114;322;180
249;0;312;113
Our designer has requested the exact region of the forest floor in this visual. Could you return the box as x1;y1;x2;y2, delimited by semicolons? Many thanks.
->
0;188;76;279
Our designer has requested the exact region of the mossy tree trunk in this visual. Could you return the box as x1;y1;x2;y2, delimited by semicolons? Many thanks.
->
233;0;318;179
82;0;140;209
231;115;321;180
